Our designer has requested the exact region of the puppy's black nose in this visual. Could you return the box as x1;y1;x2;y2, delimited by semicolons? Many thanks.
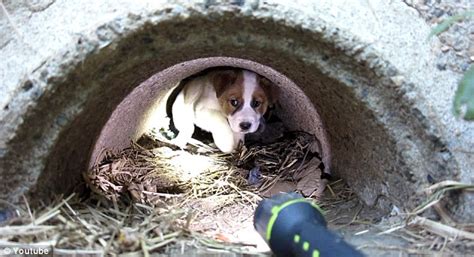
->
239;122;251;131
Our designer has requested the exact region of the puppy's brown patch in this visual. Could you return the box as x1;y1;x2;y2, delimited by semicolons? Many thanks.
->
211;70;240;98
210;69;278;116
212;70;245;116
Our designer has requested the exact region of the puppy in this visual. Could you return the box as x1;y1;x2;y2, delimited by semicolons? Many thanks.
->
169;68;278;153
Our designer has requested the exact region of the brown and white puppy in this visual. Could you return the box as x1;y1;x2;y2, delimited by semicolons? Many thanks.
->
170;68;278;153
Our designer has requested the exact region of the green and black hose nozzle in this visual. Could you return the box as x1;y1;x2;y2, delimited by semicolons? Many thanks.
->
254;193;364;257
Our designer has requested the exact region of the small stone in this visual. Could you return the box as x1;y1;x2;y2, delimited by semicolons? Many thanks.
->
452;38;467;52
55;114;68;126
390;75;405;86
418;5;429;11
436;63;446;70
440;45;450;52
468;24;474;35
0;209;16;224
442;35;454;46
22;80;34;91
461;62;470;72
432;8;444;18
468;45;474;57
436;53;449;71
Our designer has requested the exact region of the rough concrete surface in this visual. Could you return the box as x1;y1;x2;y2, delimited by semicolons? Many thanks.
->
0;0;473;230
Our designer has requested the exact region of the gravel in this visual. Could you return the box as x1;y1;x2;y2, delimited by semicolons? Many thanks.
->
403;0;473;73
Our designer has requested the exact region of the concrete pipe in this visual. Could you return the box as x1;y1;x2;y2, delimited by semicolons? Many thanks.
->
1;0;473;222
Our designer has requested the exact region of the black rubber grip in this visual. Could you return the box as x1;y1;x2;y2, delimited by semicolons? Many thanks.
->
289;221;364;257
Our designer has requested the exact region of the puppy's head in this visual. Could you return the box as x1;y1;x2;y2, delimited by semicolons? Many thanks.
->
212;69;278;134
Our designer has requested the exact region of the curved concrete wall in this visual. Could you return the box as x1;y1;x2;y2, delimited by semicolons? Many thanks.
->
0;0;472;221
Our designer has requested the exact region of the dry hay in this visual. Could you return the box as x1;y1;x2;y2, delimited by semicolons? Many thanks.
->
393;181;474;255
0;194;193;256
81;130;324;249
4;125;472;256
0;129;321;255
84;130;324;207
83;138;251;205
0;126;326;255
238;131;325;198
1;135;473;256
322;179;474;256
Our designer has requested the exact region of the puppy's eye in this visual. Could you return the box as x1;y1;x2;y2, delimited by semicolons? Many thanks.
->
251;100;261;108
230;99;239;107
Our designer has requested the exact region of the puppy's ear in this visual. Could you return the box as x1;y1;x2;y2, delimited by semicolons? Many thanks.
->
210;70;238;98
258;76;279;106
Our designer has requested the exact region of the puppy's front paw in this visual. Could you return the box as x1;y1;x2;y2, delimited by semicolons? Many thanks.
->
216;143;235;153
171;135;189;149
214;137;237;153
